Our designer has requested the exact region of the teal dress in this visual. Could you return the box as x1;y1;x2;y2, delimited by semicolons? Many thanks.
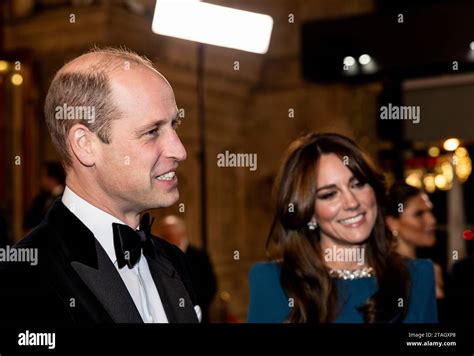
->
247;259;437;323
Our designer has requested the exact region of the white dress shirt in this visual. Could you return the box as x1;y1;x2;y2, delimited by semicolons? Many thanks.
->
62;186;168;323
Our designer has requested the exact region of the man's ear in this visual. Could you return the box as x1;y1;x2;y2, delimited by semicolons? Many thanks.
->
385;216;400;234
67;123;97;167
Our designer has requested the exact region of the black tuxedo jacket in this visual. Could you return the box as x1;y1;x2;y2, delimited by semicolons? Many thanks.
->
0;200;199;324
185;246;217;322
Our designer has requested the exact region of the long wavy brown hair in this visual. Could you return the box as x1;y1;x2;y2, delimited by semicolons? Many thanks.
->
266;133;410;323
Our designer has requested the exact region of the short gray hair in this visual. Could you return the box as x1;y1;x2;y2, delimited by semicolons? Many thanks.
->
44;47;158;166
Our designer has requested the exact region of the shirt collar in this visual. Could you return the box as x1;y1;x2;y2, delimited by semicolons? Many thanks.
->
61;185;126;264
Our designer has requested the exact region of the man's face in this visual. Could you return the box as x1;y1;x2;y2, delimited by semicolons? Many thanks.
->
93;66;187;213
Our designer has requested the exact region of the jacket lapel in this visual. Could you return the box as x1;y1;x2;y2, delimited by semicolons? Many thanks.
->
71;241;143;323
145;242;199;323
48;200;143;323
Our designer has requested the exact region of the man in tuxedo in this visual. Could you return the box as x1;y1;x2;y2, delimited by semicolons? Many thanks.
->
0;47;200;323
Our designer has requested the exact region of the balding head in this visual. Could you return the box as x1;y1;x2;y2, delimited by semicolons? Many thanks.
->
44;47;187;226
57;48;171;84
45;47;168;167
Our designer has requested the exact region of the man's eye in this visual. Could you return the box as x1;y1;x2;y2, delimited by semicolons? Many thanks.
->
172;118;182;130
144;128;159;138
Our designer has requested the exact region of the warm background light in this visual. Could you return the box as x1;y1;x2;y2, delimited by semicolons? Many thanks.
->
405;171;423;188
0;60;9;72
454;147;472;182
428;146;440;157
435;174;448;190
423;174;436;193
11;73;23;86
443;138;460;151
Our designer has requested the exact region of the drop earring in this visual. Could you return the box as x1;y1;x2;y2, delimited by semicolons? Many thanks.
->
307;217;318;230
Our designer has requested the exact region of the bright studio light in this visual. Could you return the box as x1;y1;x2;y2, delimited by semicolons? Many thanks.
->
152;0;273;54
470;41;474;51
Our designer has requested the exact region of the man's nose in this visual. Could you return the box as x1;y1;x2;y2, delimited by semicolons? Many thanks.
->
165;129;187;162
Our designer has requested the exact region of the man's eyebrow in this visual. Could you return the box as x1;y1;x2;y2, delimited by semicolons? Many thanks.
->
135;119;167;133
135;118;170;134
171;113;179;123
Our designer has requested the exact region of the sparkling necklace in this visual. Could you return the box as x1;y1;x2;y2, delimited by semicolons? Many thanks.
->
328;266;374;280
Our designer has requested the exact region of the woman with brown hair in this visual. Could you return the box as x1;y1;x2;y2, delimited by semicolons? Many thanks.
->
386;182;444;299
247;133;437;323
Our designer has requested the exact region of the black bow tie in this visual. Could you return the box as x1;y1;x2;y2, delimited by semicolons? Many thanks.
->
112;213;155;269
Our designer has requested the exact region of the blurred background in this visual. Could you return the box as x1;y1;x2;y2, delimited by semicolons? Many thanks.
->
1;0;474;322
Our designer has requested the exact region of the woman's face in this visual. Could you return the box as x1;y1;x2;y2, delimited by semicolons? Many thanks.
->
394;193;437;247
314;153;378;247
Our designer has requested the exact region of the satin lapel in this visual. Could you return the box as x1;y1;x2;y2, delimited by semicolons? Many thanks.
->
48;200;143;323
71;240;143;323
145;253;198;323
